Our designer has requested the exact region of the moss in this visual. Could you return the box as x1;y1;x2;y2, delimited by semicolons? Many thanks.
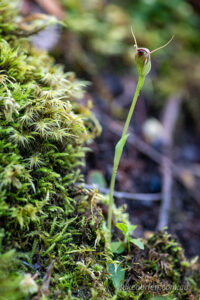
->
0;1;104;299
0;251;24;300
118;230;200;299
0;0;101;227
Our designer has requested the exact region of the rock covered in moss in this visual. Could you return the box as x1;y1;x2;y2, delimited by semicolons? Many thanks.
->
0;0;104;299
0;0;100;228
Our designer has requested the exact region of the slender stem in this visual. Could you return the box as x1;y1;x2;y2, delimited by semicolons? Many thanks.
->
107;75;145;245
121;76;145;138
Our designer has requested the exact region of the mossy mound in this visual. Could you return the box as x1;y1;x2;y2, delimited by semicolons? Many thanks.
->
0;1;103;298
0;0;99;232
117;231;200;299
0;1;199;300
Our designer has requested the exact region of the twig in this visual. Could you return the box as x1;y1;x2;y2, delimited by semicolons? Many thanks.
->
32;259;55;300
157;94;182;229
80;183;161;201
16;14;57;37
35;0;65;19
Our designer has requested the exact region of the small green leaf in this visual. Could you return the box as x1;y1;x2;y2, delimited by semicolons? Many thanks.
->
127;224;137;234
109;263;125;290
110;242;125;254
130;238;144;250
116;223;128;235
88;170;107;188
114;134;129;168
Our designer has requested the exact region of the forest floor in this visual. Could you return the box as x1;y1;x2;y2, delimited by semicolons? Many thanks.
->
29;0;200;259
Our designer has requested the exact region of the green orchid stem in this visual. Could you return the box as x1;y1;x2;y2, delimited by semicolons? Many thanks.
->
107;75;145;245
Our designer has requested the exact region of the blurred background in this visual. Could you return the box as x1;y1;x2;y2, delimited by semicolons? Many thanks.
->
21;0;200;257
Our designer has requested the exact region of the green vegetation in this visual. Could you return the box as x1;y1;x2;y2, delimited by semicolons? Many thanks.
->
116;222;144;252
0;251;24;300
108;74;145;244
107;32;172;245
0;0;199;299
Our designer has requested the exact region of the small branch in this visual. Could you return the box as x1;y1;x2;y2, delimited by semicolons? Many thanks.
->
157;155;172;229
35;0;65;19
79;183;161;201
16;14;57;37
32;259;55;300
41;259;55;294
157;94;182;229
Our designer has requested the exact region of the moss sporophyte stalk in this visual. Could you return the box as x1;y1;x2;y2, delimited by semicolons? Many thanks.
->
107;28;174;244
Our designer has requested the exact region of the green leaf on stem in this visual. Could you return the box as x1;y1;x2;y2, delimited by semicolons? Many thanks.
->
116;223;128;235
110;241;125;254
116;223;137;236
130;238;144;250
114;134;129;168
109;263;125;290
